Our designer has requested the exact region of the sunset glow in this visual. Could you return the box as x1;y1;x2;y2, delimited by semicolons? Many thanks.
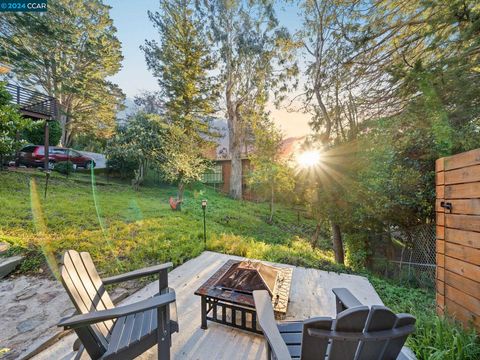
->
297;150;321;168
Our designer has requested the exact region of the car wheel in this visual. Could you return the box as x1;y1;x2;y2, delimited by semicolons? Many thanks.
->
48;161;55;170
85;161;94;170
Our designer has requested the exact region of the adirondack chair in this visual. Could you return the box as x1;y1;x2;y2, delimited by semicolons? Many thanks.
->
253;288;416;360
57;250;178;360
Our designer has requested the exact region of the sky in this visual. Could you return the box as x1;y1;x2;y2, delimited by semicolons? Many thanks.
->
104;0;311;138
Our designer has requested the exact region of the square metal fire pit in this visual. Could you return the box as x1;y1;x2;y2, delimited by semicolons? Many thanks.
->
194;259;292;333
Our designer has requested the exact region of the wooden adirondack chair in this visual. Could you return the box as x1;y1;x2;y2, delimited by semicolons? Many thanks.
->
57;250;178;360
253;288;416;360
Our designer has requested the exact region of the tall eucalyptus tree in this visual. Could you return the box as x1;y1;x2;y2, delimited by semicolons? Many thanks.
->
205;0;297;199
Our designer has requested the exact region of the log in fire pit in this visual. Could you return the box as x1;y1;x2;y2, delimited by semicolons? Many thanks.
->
194;259;292;333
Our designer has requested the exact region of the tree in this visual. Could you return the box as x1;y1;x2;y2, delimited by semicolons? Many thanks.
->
134;91;164;115
0;0;124;146
248;120;294;223
298;0;365;264
106;113;165;188
142;0;218;145
0;82;28;168
154;124;211;201
296;0;480;266
206;0;298;199
106;112;210;200
23;120;61;146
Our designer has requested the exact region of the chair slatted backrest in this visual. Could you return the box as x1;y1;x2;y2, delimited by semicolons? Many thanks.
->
328;306;370;359
301;317;332;360
382;313;416;359
300;306;415;360
60;250;115;349
356;306;398;360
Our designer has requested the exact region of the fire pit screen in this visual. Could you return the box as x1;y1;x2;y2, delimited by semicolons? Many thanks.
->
214;261;278;295
195;259;293;333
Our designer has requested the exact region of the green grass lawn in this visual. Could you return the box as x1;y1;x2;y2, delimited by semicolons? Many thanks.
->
0;170;334;275
0;170;479;359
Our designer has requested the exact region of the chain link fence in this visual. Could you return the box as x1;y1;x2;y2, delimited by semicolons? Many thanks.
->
367;224;436;289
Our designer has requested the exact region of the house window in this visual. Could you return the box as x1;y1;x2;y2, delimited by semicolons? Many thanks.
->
202;164;223;184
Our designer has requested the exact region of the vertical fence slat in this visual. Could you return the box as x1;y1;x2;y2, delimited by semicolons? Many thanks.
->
436;157;446;314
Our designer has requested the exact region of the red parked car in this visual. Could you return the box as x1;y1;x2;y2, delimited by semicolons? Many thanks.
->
16;145;96;170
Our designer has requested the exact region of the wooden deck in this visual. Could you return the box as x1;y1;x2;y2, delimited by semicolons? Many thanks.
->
33;251;390;360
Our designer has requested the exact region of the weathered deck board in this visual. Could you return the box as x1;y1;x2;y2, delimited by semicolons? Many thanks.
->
32;251;388;360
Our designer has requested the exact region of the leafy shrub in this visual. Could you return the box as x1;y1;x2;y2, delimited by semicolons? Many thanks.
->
54;161;75;175
71;134;107;153
0;81;28;164
344;233;369;271
105;150;138;179
23;120;62;146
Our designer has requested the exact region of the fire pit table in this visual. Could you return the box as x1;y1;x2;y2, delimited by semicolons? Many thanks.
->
194;259;293;334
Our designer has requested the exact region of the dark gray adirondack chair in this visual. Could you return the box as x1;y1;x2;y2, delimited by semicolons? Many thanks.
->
253;288;416;360
57;250;178;360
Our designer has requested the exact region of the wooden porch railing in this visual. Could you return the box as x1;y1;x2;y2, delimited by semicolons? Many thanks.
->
5;83;57;120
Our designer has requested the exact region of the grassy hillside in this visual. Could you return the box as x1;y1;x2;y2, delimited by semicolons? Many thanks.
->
0;170;336;275
1;170;479;359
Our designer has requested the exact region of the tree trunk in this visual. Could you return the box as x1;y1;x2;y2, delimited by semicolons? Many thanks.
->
59;101;74;147
132;161;145;191
177;181;185;202
60;112;67;146
331;222;345;264
311;222;321;249
230;150;242;199
269;184;274;223
226;89;243;199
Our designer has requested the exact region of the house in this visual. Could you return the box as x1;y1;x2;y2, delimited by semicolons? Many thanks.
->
202;158;254;199
202;128;306;200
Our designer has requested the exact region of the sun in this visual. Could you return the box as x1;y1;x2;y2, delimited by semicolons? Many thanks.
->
297;150;321;168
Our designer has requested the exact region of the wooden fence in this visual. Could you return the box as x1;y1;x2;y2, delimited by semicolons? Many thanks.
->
436;149;480;331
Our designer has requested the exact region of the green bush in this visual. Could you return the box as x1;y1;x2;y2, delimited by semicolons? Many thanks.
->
54;161;75;175
106;153;138;179
23;120;62;146
71;134;107;153
344;233;369;271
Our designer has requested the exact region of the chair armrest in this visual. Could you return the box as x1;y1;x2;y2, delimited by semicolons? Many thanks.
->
253;290;291;360
332;288;363;314
102;262;173;285
58;290;176;330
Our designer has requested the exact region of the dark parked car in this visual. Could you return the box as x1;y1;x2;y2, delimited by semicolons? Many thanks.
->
16;145;96;170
